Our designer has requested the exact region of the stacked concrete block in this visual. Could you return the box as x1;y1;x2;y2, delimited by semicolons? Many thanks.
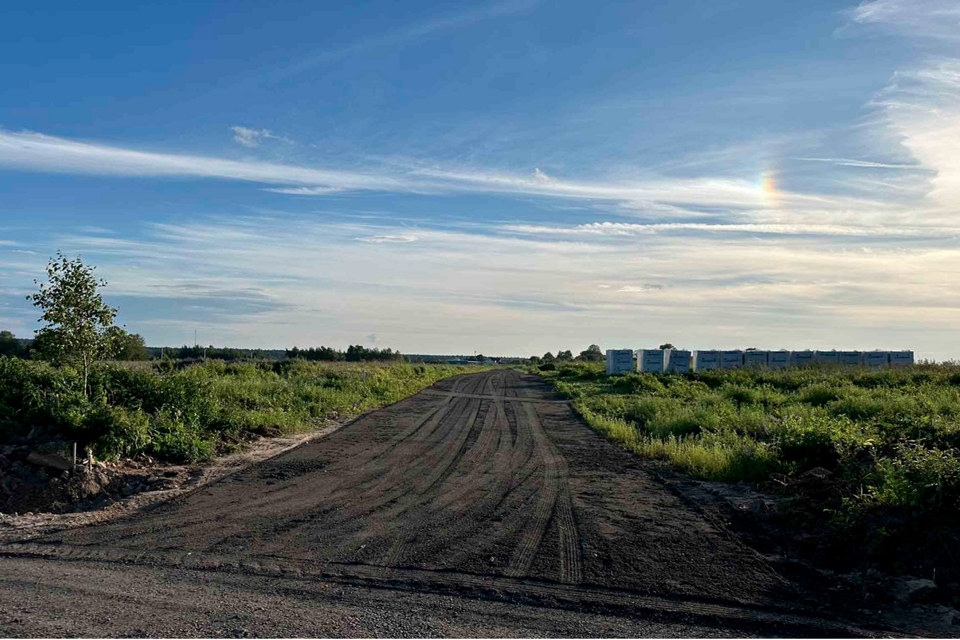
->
638;349;665;373
664;349;692;373
605;349;635;375
839;350;862;366
720;350;743;369
790;350;816;367
889;351;915;367
692;350;721;371
863;351;890;368
743;350;769;368
816;350;840;365
768;350;790;368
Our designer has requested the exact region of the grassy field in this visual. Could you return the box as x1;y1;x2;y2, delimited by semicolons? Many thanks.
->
0;357;484;464
536;361;960;577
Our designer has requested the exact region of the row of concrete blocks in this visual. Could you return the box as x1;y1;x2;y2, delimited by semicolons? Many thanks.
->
604;349;915;374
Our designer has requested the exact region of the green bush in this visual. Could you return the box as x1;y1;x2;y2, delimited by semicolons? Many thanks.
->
83;404;152;460
800;384;845;407
0;358;482;463
869;444;960;509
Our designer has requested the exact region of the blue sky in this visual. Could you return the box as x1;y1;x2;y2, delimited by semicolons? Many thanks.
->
2;0;959;358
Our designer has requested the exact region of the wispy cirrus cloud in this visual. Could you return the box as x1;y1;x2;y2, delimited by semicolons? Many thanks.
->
2;126;934;229
844;0;960;40
275;0;541;80
262;186;345;196
794;157;918;169
231;126;292;148
0;129;407;192
357;234;419;243
502;221;960;239
872;58;960;208
47;216;960;357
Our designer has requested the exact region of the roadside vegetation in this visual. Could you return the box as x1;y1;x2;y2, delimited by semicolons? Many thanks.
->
0;357;478;464
536;360;960;577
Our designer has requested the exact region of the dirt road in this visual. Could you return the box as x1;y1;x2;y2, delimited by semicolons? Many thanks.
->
0;370;882;637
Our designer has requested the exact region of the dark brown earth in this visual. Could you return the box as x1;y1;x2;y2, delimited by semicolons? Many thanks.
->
0;370;891;637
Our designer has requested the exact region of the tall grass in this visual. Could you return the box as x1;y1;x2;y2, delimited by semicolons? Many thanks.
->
538;362;960;516
0;357;483;463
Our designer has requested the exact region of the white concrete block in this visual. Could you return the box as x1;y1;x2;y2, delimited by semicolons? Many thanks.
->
863;351;890;368
638;349;665;373
743;350;769;368
664;349;691;373
768;351;790;368
720;350;743;369
790;351;816;367
839;350;862;366
816;350;840;365
605;349;634;375
692;350;720;371
889;351;915;367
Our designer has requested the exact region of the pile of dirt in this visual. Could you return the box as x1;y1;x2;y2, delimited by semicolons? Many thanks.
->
0;442;182;515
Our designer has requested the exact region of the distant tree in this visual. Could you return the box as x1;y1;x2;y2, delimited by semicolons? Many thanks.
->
658;343;675;350
475;354;485;362
0;330;24;358
578;344;603;362
106;327;149;361
29;330;58;360
556;349;574;362
528;355;541;364
542;351;555;362
28;253;118;396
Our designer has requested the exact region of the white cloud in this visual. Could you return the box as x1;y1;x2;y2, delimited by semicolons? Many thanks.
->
231;126;293;147
0;130;409;191
0;129;914;222
872;58;960;208
533;167;553;182
40;216;960;359
502;221;960;239
846;0;960;40
356;234;419;243
794;157;917;169
262;186;345;196
616;284;664;293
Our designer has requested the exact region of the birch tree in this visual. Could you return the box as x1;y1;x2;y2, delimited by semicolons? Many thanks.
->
28;252;118;396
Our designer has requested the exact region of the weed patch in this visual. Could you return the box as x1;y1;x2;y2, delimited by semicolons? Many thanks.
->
538;361;960;577
0;356;483;463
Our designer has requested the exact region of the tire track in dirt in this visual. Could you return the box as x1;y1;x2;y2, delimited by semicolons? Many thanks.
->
19;369;881;636
0;541;879;637
504;401;582;584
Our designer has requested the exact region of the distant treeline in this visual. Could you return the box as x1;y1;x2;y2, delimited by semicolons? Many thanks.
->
154;345;285;361
286;345;401;362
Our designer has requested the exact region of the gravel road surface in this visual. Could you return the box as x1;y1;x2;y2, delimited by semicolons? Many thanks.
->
0;370;886;637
